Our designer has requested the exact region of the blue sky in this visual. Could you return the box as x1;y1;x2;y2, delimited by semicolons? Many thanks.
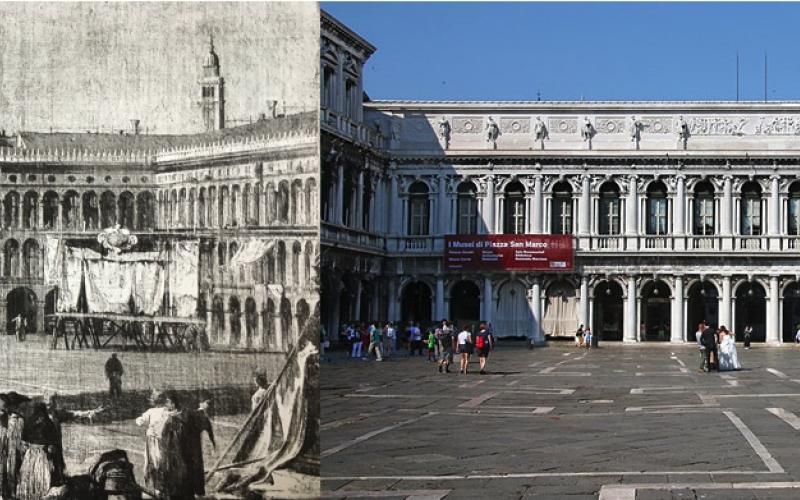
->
323;2;800;102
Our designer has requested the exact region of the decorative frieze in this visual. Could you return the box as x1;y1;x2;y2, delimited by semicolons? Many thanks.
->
595;117;626;134
500;117;530;134
548;117;577;134
452;117;483;134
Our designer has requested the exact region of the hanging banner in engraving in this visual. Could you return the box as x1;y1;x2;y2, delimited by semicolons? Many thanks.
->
445;235;574;271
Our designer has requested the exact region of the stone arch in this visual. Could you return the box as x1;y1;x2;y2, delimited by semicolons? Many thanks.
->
23;191;39;230
291;179;303;225
292;241;302;285
243;184;252;226
265;182;275;224
136;191;156;230
264;298;275;347
82;191;99;230
3;239;19;278
280;297;293;346
101;191;117;228
305;178;316;223
22;238;40;279
43;191;59;229
7;287;37;334
198;188;207;228
278;181;290;223
542;279;578;338
219;185;229;227
245;296;257;348
231;184;240;226
211;294;224;344
304;240;314;284
253;182;262;226
118;191;135;229
735;280;767;342
297;299;310;338
208;186;217;228
276;241;287;284
400;280;433;324
229;295;242;345
3;191;19;229
593;279;624;341
188;188;196;228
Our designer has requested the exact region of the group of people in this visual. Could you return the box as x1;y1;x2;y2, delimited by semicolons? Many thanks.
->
574;325;594;348
695;321;742;372
337;320;498;373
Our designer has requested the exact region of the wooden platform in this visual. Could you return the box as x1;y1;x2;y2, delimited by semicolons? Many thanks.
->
48;312;208;351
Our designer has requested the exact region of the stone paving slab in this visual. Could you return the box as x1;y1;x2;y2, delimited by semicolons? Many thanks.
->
323;342;800;498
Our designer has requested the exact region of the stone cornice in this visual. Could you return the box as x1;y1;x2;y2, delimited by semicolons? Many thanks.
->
321;10;377;59
366;100;800;112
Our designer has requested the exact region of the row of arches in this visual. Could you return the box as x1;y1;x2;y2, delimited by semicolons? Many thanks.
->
395;277;800;343
1;190;156;231
199;239;317;288
158;177;317;230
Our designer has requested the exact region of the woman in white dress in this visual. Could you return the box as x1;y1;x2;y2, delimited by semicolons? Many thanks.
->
717;326;741;371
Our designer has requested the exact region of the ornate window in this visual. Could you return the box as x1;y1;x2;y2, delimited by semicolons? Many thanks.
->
408;182;430;236
598;182;621;235
740;181;762;236
551;181;573;235
503;181;526;234
646;181;668;235
456;182;478;235
693;181;715;236
788;182;800;235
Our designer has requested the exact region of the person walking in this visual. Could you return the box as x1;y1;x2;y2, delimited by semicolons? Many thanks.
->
743;324;753;349
136;390;171;498
436;323;455;373
12;314;26;342
426;327;437;362
385;323;396;357
367;322;383;361
104;353;124;399
701;322;719;372
409;323;423;356
695;322;707;372
476;323;494;374
575;324;584;348
457;324;473;374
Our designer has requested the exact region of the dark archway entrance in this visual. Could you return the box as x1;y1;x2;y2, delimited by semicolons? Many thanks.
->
735;282;766;342
687;281;719;338
401;281;432;324
783;283;800;343
641;280;671;341
593;281;623;341
7;288;37;335
229;296;241;345
449;280;481;329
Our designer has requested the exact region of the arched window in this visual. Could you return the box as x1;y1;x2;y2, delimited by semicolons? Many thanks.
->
693;181;715;235
598;182;621;235
23;192;38;230
646;181;668;235
789;182;800;235
407;182;430;236
456;182;478;235
740;181;762;236
503;181;526;234
4;192;19;229
292;241;301;285
551;181;573;235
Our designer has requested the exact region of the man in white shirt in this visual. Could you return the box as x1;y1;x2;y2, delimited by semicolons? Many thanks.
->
385;323;396;356
135;389;173;496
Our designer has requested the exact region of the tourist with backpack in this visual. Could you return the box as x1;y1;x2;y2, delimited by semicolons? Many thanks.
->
456;324;473;374
476;323;494;374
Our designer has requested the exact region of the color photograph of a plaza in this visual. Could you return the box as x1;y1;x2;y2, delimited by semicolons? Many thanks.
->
320;3;800;499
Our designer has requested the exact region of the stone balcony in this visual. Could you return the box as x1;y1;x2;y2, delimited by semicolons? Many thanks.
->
321;108;385;149
321;222;385;253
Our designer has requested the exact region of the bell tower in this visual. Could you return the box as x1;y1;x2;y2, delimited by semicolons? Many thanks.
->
199;34;225;131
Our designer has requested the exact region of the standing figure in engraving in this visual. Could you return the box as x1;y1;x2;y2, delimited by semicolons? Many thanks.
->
581;116;596;150
630;115;646;150
438;117;451;150
676;115;690;150
485;117;500;149
533;116;549;150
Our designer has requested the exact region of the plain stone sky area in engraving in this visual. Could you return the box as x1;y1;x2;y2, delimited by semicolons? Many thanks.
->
324;2;800;102
0;2;318;134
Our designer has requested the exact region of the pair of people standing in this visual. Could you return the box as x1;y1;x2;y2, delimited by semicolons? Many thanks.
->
455;323;494;374
696;321;741;372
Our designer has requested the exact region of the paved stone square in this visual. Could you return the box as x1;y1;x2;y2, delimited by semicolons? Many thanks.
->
321;341;800;499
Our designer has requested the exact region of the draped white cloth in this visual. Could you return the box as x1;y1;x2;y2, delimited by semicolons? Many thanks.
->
84;259;135;314
43;237;63;286
542;295;579;337
168;241;199;317
56;247;92;313
132;262;166;315
718;335;742;371
230;239;274;267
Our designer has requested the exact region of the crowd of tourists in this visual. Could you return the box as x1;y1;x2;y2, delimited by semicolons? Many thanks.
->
328;320;497;374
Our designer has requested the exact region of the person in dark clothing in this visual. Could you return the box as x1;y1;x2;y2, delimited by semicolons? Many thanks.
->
16;402;63;500
105;353;124;399
700;326;719;372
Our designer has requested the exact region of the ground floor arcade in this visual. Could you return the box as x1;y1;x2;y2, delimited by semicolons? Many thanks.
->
324;263;800;345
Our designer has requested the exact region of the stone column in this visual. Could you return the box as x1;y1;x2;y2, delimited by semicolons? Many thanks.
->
674;175;685;250
240;305;248;348
435;276;445;320
255;308;264;349
721;275;732;331
625;174;638;236
578;174;591;236
353;280;363;322
768;275;780;344
484;174;495;234
389;173;400;235
387;278;398;322
624;275;638;343
533;174;544;234
355;171;364;230
38;200;45;229
272;313;283;351
530;278;543;345
438;175;448;235
579;275;589;328
335;164;345;226
671;276;684;342
482;277;493;323
721;175;733;250
770;175;781;250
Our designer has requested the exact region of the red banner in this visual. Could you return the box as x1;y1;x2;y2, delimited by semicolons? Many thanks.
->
445;235;574;271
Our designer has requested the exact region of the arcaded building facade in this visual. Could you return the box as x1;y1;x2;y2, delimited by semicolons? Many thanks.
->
321;11;800;345
0;40;318;352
